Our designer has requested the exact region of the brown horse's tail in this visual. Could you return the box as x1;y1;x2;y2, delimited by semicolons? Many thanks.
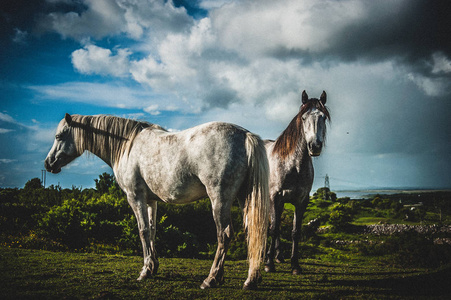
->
243;132;270;286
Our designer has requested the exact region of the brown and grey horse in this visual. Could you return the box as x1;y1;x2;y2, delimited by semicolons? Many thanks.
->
264;91;330;274
44;114;269;289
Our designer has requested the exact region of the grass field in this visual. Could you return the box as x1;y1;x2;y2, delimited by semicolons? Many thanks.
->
1;246;450;299
352;217;390;225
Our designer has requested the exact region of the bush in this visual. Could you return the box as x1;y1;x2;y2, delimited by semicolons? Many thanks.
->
37;190;135;251
329;204;354;232
156;214;202;258
38;198;91;249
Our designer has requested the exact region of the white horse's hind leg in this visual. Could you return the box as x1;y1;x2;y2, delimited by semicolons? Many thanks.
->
128;194;159;281
200;196;234;289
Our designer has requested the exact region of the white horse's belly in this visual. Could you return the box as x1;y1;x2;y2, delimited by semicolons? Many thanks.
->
147;174;208;204
163;181;207;204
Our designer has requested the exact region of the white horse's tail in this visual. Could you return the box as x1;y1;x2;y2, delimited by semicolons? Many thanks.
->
244;132;270;283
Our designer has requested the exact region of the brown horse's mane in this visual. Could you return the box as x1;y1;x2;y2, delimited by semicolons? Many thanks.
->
272;99;330;159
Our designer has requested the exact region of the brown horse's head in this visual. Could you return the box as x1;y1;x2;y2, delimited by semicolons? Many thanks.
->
273;90;330;158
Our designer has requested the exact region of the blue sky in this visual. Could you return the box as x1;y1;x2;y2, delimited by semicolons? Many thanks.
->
1;0;450;191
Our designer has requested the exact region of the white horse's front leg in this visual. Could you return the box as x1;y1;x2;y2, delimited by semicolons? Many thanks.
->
129;196;158;281
138;201;160;280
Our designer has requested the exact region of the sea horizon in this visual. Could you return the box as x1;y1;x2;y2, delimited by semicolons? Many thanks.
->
328;188;451;199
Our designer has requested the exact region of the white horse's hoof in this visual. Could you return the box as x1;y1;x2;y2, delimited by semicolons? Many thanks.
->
243;281;258;290
137;267;150;281
200;280;210;289
200;275;224;289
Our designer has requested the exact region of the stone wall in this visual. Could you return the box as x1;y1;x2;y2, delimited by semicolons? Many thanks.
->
363;224;451;235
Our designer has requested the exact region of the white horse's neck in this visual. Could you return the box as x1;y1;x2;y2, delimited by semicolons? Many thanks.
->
71;115;150;169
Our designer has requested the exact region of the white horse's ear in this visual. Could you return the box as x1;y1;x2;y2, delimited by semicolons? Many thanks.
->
302;90;308;104
65;113;72;126
320;91;327;104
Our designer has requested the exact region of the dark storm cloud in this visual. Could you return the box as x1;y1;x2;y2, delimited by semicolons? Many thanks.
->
332;1;451;68
0;0;85;41
1;0;44;38
271;0;451;78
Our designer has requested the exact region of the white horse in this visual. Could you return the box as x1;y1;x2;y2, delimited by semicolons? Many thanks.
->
45;114;269;290
264;91;330;274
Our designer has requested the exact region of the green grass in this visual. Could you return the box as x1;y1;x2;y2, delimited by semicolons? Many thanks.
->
352;217;390;225
1;246;450;299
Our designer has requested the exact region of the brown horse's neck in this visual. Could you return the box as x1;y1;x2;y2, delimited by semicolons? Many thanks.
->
272;112;305;160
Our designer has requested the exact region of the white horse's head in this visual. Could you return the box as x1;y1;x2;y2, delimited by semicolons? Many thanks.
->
300;91;329;157
44;114;80;174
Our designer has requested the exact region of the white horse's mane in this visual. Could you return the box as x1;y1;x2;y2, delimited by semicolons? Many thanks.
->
69;114;165;165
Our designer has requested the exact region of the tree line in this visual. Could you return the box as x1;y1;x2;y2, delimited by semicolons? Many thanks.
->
1;174;449;261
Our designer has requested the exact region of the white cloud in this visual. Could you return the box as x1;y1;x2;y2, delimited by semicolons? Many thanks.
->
39;0;125;40
210;0;368;57
402;52;451;97
38;0;192;41
28;81;186;115
29;82;149;108
0;159;17;164
144;104;161;115
0;128;14;134
18;125;58;155
130;17;227;111
199;0;234;10
71;45;131;77
123;112;145;120
432;52;451;74
12;28;28;44
118;0;193;39
407;73;450;97
0;112;17;124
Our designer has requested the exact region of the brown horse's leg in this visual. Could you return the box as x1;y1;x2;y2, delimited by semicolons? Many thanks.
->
291;199;308;275
265;198;284;272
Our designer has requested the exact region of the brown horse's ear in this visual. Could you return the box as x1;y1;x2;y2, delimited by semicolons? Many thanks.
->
320;91;327;104
302;90;308;104
65;113;72;126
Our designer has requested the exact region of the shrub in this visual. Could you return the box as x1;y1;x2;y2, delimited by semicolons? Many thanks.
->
38;193;135;251
38;198;91;249
329;204;354;232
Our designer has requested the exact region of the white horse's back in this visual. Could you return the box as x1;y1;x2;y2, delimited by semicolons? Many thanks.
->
117;122;250;204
